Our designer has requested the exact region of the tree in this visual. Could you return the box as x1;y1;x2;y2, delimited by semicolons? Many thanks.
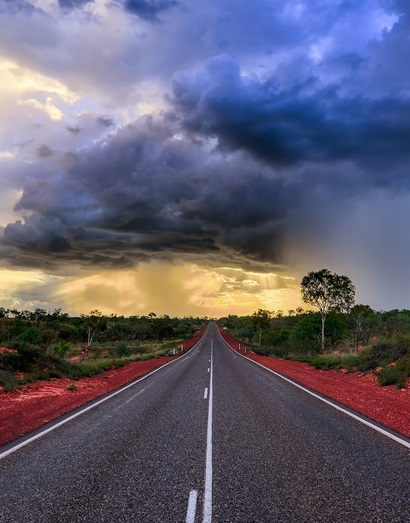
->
290;313;348;354
252;309;272;345
349;304;376;350
81;309;105;349
301;269;355;352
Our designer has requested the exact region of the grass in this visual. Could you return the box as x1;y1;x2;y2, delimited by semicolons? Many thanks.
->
284;340;410;388
0;338;180;391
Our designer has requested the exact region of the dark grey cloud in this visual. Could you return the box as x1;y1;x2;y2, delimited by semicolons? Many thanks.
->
58;0;93;9
2;0;410;313
36;145;53;158
0;0;36;14
122;0;179;21
0;115;292;272
171;54;410;179
97;115;115;128
3;17;410;277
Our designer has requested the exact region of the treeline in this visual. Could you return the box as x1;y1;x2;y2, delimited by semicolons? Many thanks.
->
0;307;206;349
218;306;410;355
0;308;207;391
218;307;410;387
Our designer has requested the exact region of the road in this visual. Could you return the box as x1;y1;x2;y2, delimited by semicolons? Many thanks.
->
0;323;409;522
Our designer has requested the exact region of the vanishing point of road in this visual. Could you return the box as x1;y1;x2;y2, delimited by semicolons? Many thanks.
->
1;323;409;522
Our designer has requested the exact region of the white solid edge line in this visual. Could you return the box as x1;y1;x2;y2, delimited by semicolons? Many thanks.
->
216;329;410;451
203;344;213;523
185;489;198;523
0;331;209;461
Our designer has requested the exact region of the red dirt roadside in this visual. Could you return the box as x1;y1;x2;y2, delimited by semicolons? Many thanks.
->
0;329;206;447
217;326;410;439
0;357;176;447
1;324;409;447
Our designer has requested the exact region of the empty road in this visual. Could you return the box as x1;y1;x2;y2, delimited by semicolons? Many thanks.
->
1;323;409;522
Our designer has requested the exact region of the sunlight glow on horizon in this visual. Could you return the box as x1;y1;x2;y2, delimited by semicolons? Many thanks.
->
0;263;303;317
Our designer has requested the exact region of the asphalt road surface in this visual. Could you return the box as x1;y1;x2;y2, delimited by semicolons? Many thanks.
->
1;323;409;522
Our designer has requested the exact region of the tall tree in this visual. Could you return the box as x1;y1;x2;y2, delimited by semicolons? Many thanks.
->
81;309;105;349
301;269;355;351
252;309;272;345
349;304;375;350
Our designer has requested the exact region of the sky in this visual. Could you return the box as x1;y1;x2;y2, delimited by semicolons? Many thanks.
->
0;0;409;317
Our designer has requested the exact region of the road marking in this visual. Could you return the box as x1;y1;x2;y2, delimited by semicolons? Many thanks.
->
217;330;410;450
185;489;198;523
204;387;208;399
0;332;208;461
203;342;213;523
120;383;153;407
208;368;210;373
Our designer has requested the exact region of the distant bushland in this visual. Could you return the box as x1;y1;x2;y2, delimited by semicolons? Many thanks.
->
218;307;410;388
0;310;206;390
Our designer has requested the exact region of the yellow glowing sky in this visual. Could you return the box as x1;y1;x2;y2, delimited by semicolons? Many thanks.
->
53;262;303;317
0;263;303;317
0;44;303;318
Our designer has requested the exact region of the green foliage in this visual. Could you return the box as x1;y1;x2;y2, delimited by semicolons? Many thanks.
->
301;268;355;351
15;327;42;344
301;269;355;314
349;304;377;349
53;341;70;358
0;310;208;390
110;341;132;358
361;340;408;367
376;365;407;388
0;344;73;387
0;370;19;391
308;355;343;370
289;313;347;353
290;340;410;388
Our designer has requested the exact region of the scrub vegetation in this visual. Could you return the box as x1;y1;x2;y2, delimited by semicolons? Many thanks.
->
0;309;205;391
218;307;410;388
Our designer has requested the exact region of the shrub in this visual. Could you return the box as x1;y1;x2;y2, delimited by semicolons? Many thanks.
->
15;327;42;344
376;365;407;388
308;355;342;370
53;342;70;358
0;370;19;391
289;313;348;354
110;341;132;358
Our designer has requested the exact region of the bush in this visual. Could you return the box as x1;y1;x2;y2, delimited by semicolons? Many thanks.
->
53;342;70;358
376;365;407;388
355;340;409;375
110;341;132;358
308;355;342;370
289;313;347;354
362;341;408;366
0;370;19;391
15;327;42;344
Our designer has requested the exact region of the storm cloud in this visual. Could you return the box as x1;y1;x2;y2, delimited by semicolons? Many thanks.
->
58;0;93;9
122;0;179;21
0;116;292;272
1;0;410;310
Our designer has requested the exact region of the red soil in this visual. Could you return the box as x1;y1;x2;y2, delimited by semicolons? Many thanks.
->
1;326;409;447
0;329;207;447
0;357;176;447
217;326;410;439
